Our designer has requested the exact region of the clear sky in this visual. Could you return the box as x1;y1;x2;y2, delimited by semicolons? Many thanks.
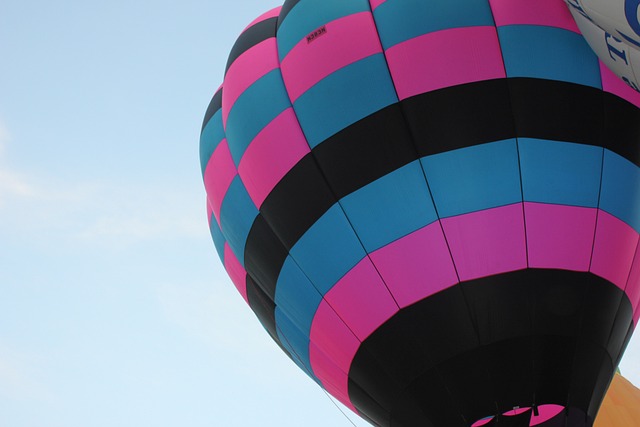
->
0;1;637;427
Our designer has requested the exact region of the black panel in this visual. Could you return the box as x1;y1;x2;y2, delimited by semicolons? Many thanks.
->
348;269;634;427
483;338;535;412
580;278;625;349
614;322;635;368
532;335;576;407
567;340;611;417
348;379;391;427
225;17;278;73
508;78;604;147
259;153;336;249
602;92;640;166
245;276;282;348
244;215;289;300
313;103;419;199
201;88;222;132
277;0;302;29
402;79;516;157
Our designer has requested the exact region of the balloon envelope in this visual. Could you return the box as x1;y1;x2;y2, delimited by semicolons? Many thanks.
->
200;0;640;425
565;0;640;91
595;373;640;426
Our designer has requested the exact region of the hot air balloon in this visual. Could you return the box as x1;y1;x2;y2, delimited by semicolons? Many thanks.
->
200;0;640;426
564;0;640;91
595;372;640;426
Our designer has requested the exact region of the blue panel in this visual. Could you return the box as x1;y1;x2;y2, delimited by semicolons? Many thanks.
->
290;204;366;295
498;25;602;88
373;0;494;49
293;54;398;149
209;215;226;264
519;138;603;207
219;176;259;266
341;161;438;252
422;139;522;218
199;110;225;175
275;308;318;383
275;256;323;337
600;150;640;233
225;70;291;166
277;0;370;60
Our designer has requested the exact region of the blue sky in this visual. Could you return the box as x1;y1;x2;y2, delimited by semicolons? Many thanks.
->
0;1;637;426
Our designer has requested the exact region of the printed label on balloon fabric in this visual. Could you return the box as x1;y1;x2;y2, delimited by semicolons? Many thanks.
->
307;26;327;44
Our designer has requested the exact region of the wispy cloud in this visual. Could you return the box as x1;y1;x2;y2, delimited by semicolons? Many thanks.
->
0;169;37;200
0;168;203;248
74;184;203;245
0;118;205;247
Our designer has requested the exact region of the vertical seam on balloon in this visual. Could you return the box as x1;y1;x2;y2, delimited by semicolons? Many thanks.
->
273;7;404;316
564;78;609;419
364;1;461;284
514;140;529;269
483;2;532;416
220;29;294;357
588;63;608;273
287;3;456;423
484;20;528;271
220;23;318;379
588;147;606;273
362;2;477;424
267;14;386;412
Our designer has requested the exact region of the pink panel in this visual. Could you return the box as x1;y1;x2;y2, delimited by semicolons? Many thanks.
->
600;61;640;108
530;404;565;426
525;203;597;272
471;417;494;427
370;222;458;308
369;0;387;11
309;342;357;412
488;0;579;32
310;300;361;374
442;204;527;282
280;12;383;102
591;211;639;290
224;243;248;304
222;39;280;126
203;139;237;225
243;7;282;31
626;243;640;324
324;257;399;341
385;26;506;100
238;108;310;207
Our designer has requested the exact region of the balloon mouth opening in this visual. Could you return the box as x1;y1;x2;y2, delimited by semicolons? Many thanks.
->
471;404;565;426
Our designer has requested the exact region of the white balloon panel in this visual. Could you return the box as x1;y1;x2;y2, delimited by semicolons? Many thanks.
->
565;0;640;91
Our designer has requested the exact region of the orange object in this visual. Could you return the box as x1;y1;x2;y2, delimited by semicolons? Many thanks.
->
595;373;640;426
